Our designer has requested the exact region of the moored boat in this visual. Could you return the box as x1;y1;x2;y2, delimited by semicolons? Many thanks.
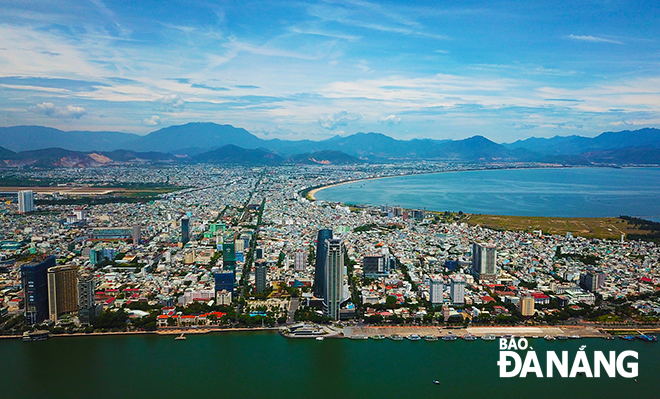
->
370;334;386;340
441;334;457;341
481;334;496;341
316;336;324;341
22;330;49;342
544;335;556;341
462;334;477;341
407;334;422;341
556;335;568;340
619;335;635;341
389;334;404;341
568;335;582;339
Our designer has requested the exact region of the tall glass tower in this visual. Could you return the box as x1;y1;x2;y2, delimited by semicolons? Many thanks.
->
323;238;344;320
313;229;333;298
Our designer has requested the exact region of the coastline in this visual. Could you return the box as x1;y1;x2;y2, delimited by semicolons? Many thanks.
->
306;163;575;201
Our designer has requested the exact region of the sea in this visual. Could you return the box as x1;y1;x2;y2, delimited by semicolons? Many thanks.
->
1;332;658;399
315;167;660;221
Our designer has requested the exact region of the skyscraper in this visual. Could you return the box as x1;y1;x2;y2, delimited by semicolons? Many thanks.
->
430;277;444;305
21;255;55;325
472;243;497;282
255;260;267;294
323;238;344;320
518;295;535;317
47;265;79;322
314;229;332;298
222;237;236;271
181;217;190;244
78;273;98;324
18;190;34;214
363;255;385;278
450;276;465;305
294;249;306;272
214;272;235;298
132;225;140;244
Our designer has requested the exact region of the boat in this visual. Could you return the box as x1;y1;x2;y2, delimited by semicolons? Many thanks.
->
556;335;568;340
22;330;49;342
407;334;422;341
619;335;635;341
389;334;404;341
175;333;186;340
441;334;457;341
568;335;582;339
502;334;515;340
636;334;658;342
424;335;438;341
462;334;477;341
544;335;556;341
316;336;324;341
370;334;386;340
432;380;440;385
350;335;368;340
531;336;539;339
481;334;496;341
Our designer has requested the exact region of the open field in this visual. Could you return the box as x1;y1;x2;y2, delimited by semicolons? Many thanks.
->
464;214;652;240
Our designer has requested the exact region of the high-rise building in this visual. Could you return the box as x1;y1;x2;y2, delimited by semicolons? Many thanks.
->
255;247;264;260
18;190;35;214
255;260;267;294
214;272;235;299
181;217;190;244
132;225;140;244
363;255;385;278
580;271;606;292
89;249;99;265
78;273;98;324
21;255;55;325
323;238;344;320
314;229;333;298
47;265;79;322
472;243;497;282
518;295;535;317
294;249;306;272
222;237;236;271
429;277;444;305
450;276;465;305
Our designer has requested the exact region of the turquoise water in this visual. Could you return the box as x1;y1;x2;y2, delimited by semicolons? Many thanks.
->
316;167;660;220
1;333;658;399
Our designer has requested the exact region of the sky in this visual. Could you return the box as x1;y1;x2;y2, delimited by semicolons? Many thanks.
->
0;0;659;143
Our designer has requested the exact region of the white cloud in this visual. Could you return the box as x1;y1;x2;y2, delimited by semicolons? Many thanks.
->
379;114;402;125
568;34;623;44
318;111;362;130
157;94;185;112
29;102;87;119
142;115;161;126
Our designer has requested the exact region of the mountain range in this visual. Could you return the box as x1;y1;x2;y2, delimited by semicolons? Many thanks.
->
0;123;659;166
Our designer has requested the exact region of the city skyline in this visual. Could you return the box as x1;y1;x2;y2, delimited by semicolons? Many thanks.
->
1;1;659;142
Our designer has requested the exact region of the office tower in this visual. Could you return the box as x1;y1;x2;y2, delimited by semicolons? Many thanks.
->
518;295;535;317
132;225;140;244
363;255;385;278
18;190;34;214
214;272;235;299
580;271;605;292
472;243;497;282
21;255;55;325
323;239;344;320
181;217;190;244
313;229;333;298
255;247;264;260
47;265;79;322
294;249;306;272
255;260;267;294
89;249;99;266
450;276;465;305
78;273;97;324
222;237;236;271
430;277;444;305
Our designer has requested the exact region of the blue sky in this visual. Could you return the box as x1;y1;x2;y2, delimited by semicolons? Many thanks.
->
0;0;659;142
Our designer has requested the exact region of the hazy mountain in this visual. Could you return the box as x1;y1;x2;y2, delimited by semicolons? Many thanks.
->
287;150;364;165
0;125;139;152
194;144;284;165
129;122;268;153
504;128;660;155
0;146;17;159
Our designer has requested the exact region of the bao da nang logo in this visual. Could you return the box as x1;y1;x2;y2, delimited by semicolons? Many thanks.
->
497;338;638;378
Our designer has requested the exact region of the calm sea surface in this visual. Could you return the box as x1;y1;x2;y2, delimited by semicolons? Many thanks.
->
315;167;660;221
1;333;658;399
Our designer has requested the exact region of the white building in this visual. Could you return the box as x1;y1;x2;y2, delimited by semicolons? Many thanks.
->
450;276;465;305
18;190;34;214
429;277;444;305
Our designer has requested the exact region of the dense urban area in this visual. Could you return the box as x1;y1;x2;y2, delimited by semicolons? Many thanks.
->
1;164;659;341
